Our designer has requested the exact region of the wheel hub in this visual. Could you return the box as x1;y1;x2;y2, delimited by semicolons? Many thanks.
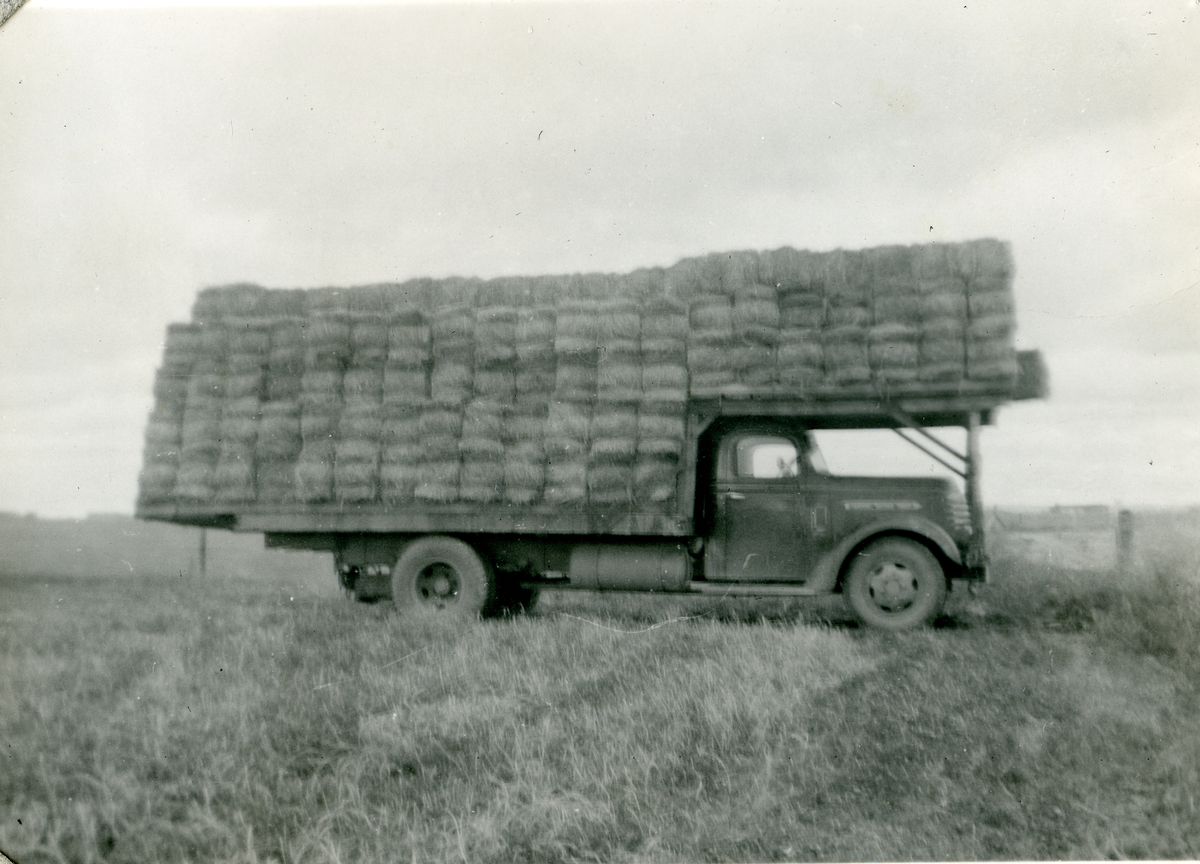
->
867;561;918;611
416;563;460;607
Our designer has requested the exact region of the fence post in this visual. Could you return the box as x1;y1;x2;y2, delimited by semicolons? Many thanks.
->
1116;509;1133;575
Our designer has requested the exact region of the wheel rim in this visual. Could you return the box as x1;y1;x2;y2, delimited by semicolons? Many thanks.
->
414;562;461;609
865;559;919;612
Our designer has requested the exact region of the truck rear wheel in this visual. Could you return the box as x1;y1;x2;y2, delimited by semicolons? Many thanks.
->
844;538;947;630
391;536;496;619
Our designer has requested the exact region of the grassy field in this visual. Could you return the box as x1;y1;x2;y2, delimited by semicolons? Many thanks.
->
2;542;1199;862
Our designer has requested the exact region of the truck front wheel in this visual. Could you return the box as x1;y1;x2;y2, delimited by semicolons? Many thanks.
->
391;536;496;619
844;538;947;630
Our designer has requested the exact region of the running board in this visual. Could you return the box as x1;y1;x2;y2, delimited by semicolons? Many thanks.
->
686;582;821;597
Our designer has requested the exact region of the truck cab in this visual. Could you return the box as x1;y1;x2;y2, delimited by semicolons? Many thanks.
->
691;418;971;627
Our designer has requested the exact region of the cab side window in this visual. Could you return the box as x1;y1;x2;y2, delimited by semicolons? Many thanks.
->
734;436;800;479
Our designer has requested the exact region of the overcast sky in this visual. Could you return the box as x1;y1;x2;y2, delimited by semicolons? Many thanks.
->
1;0;1197;518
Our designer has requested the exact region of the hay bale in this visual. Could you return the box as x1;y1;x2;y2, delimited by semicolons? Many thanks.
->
460;437;505;461
381;463;418;503
257;406;302;460
152;370;190;406
689;294;733;333
389;316;431;347
555;301;600;355
335;438;378;463
590;437;637;464
554;362;598;402
596;299;641;342
545;463;587;505
431;304;474;343
344;367;384;400
383;442;424;465
641;371;687;403
165;323;204;356
254;460;294;502
954;238;1013;280
967;316;1014;340
634;459;678;505
460;461;504;503
382;404;422;444
475;305;518;366
301;369;342;395
214;460;256;502
419;406;463;438
515;307;556;363
462;399;505;438
821;249;871;304
967;292;1015;319
919;337;966;365
597;360;641;402
352;321;389;350
222;372;263;401
138;463;177;500
591;405;638;439
430;361;472;404
144;417;182;454
187;374;225;404
873;295;922;325
265;373;302;402
826;305;871;328
640;338;687;364
301;410;338;442
226;352;267;375
732;285;780;344
920;293;968;322
637;411;684;441
588;464;633;504
918;274;967;298
715;251;758;293
419;434;460;462
640;299;689;340
823;327;871;383
504;403;548;443
920;317;967;341
228;328;271;355
515;365;557;398
383;364;428;402
175;462;215;500
339;404;382;441
414;461;461;503
731;344;776;385
473;367;516;401
504;443;545;490
637;436;683;460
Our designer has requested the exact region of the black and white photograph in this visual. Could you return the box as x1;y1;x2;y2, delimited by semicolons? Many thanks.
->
1;1;1197;861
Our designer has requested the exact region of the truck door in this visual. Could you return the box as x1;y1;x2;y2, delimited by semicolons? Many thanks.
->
713;432;814;582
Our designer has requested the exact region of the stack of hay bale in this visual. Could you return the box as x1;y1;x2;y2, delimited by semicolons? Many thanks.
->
138;323;199;502
138;239;1018;515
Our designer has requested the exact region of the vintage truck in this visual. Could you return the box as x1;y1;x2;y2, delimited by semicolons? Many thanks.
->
136;240;1046;629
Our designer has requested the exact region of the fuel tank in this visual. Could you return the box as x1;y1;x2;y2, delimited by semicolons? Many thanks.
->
567;543;690;592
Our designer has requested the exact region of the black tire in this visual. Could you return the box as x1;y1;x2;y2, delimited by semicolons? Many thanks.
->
843;538;947;630
391;536;496;619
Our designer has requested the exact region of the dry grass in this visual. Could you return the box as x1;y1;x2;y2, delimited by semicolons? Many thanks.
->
2;544;1199;862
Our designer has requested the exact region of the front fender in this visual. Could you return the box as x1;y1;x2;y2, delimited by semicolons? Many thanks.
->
807;515;963;594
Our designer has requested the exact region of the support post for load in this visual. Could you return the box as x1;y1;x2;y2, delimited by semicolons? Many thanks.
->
965;411;987;579
199;528;208;576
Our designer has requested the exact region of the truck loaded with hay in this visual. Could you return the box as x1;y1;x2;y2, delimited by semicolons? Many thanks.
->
136;240;1046;629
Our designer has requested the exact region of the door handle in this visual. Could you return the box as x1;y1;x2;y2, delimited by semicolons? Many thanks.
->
725;492;746;500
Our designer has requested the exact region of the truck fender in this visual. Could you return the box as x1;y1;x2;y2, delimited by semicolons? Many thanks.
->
807;516;963;594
